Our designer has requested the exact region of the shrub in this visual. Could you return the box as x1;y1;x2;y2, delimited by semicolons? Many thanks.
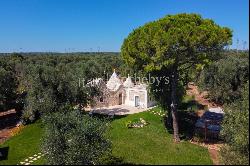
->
220;82;249;165
41;107;112;165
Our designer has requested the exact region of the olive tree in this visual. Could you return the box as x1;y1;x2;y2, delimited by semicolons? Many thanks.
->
121;13;232;142
0;65;18;111
198;52;249;104
42;107;111;165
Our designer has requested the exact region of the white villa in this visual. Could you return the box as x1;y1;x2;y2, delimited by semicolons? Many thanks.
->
92;70;156;109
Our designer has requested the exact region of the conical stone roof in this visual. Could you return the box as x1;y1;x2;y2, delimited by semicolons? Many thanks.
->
123;75;134;88
106;70;122;91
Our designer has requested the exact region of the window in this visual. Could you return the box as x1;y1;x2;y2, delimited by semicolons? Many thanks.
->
100;97;104;102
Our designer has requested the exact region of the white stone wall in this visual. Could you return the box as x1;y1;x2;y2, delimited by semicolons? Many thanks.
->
124;87;149;108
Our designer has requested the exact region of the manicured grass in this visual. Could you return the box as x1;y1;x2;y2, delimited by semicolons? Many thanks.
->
0;121;44;165
0;107;212;165
109;107;212;165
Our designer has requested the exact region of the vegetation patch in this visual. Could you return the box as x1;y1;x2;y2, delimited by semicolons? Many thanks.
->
0;107;212;165
126;118;149;128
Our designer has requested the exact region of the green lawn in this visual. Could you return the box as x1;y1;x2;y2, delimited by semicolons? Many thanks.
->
0;107;212;165
109;107;212;165
0;121;44;165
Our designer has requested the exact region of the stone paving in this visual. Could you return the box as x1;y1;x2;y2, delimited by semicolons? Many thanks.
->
86;105;156;116
18;152;46;165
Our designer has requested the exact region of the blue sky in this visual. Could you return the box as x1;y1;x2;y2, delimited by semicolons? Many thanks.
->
0;0;249;52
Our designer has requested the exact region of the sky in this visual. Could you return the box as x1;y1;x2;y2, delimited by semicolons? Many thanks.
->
0;0;249;52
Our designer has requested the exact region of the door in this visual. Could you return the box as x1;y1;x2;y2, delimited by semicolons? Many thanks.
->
135;96;140;107
119;93;122;105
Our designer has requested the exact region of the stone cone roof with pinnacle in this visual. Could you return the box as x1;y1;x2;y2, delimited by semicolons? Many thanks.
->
123;74;134;88
106;69;122;91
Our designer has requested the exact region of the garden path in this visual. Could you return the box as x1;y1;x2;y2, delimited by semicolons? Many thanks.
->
187;82;223;165
0;109;19;144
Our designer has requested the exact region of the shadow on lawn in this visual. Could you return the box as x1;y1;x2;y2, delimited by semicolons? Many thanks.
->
103;156;136;165
164;99;206;140
0;146;9;161
91;113;127;121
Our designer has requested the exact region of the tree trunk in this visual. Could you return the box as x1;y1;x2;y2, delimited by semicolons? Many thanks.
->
171;68;180;142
